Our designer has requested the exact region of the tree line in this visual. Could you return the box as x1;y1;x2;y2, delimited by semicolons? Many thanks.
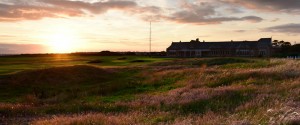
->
272;40;300;57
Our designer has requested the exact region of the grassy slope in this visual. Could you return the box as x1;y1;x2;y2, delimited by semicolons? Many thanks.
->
0;57;300;124
0;55;172;75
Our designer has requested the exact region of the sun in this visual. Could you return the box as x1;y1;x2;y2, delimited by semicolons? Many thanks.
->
48;33;74;53
45;29;81;53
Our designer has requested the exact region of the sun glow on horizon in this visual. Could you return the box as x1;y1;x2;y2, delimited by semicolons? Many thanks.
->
43;27;84;53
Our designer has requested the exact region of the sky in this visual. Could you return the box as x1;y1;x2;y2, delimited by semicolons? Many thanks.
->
0;0;300;54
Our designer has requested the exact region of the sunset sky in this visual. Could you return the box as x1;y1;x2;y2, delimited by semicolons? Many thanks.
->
0;0;300;54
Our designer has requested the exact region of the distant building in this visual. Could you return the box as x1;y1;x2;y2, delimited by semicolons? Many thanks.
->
166;38;272;57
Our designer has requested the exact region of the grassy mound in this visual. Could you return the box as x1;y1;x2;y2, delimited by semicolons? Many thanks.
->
87;60;103;64
5;65;114;85
0;65;120;104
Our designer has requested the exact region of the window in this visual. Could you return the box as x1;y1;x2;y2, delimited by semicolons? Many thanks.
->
259;51;266;56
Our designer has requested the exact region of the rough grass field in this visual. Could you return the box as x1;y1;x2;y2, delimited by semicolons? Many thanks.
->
0;55;171;75
0;56;300;125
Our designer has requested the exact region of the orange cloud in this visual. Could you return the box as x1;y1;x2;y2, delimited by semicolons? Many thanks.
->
41;0;137;14
0;43;50;54
0;0;137;22
221;0;300;14
0;0;264;25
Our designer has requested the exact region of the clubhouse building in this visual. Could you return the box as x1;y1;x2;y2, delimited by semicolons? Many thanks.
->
166;38;272;57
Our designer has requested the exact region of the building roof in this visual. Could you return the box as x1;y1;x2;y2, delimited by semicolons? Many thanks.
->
167;38;271;50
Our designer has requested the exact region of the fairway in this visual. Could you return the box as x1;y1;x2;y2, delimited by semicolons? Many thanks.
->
0;55;172;75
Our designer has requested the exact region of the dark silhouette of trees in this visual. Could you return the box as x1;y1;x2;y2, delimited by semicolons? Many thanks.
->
282;41;291;47
272;40;291;47
272;40;299;57
272;40;279;47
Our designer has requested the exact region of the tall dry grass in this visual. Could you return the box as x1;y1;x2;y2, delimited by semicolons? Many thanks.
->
31;111;174;125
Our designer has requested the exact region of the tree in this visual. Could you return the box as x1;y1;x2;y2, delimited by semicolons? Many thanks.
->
272;40;279;47
282;42;291;47
272;40;291;47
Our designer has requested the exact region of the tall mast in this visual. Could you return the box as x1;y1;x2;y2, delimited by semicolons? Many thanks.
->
149;21;152;57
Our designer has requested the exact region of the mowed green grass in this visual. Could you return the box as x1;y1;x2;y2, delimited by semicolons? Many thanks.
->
0;55;172;75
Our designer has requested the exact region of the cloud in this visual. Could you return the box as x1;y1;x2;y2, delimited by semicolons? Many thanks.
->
129;5;163;22
0;0;263;25
263;23;300;34
0;0;137;22
241;16;263;23
164;2;263;25
41;0;137;14
0;3;83;21
223;7;244;14
0;44;50;54
235;30;246;33
221;0;300;14
271;18;280;22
